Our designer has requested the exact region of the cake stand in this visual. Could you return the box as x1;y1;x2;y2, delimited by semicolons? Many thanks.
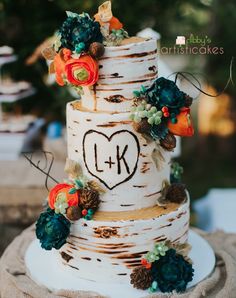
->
25;229;215;298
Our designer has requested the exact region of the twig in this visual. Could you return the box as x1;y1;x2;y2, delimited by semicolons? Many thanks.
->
23;151;59;191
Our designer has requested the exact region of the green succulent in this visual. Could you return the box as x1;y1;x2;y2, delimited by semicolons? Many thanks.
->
54;193;68;214
145;241;169;263
130;100;162;125
153;242;169;256
103;28;129;46
146;107;162;125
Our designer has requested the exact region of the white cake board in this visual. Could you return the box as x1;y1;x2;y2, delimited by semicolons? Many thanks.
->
25;230;215;298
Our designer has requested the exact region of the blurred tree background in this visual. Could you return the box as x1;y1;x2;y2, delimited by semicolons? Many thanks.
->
0;0;235;199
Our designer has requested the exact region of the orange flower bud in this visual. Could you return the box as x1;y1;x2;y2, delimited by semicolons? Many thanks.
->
168;107;194;137
53;50;67;86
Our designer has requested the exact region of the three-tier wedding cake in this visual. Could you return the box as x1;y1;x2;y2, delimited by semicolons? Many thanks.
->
36;1;195;294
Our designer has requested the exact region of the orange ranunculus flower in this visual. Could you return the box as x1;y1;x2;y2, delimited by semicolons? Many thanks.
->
53;49;72;86
168;107;194;137
48;183;79;209
65;54;98;86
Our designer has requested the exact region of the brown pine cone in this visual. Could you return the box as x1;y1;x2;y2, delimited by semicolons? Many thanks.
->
160;133;176;151
166;183;186;203
132;119;151;134
80;189;100;210
130;266;153;290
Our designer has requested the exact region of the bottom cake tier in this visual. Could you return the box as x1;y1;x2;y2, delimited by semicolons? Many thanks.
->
57;198;189;283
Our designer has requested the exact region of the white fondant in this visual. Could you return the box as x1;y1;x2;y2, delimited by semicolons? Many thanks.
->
58;199;190;283
25;229;216;298
80;38;158;112
67;102;170;212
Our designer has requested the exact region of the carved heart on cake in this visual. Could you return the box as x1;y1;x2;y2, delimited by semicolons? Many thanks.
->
83;130;140;190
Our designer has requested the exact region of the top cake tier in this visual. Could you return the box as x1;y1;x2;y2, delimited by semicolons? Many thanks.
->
80;37;158;113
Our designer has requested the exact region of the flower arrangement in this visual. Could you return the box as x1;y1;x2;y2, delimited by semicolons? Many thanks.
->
130;77;194;148
47;176;101;222
35;159;105;250
42;1;128;91
130;241;194;293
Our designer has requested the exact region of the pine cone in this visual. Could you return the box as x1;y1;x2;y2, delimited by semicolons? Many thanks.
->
166;183;186;203
80;189;100;210
130;266;153;290
132;119;151;134
160;133;176;151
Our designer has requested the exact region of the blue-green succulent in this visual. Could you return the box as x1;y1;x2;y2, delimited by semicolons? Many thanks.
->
150;248;194;293
36;208;71;250
59;12;103;52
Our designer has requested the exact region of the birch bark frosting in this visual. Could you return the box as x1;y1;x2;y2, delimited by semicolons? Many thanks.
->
67;101;170;212
81;37;158;112
35;1;196;294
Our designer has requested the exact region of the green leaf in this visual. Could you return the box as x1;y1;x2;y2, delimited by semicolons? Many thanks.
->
69;187;77;194
133;90;140;97
66;11;79;18
140;85;146;93
74;179;84;189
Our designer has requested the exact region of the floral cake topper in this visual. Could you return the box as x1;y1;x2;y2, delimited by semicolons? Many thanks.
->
42;1;128;92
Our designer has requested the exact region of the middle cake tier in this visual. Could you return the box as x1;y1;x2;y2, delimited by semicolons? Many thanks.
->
67;101;171;212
